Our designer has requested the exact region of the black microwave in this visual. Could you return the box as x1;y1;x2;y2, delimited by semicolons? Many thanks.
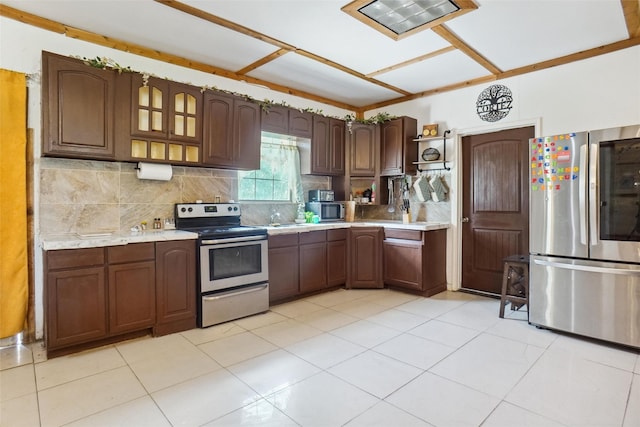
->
305;202;345;222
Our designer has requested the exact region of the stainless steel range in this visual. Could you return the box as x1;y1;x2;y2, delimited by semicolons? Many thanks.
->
175;203;269;328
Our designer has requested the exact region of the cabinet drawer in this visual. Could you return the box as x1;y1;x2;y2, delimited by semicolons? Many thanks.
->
299;230;327;245
327;228;347;241
47;247;105;270
269;233;299;248
384;228;423;241
108;243;155;264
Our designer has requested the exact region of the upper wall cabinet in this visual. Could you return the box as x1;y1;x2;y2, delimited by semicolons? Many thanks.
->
310;116;345;176
349;123;378;176
121;74;202;165
380;116;417;176
202;91;261;170
261;106;313;139
42;52;116;160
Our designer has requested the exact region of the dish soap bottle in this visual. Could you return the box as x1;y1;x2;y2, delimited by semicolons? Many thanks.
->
371;181;376;203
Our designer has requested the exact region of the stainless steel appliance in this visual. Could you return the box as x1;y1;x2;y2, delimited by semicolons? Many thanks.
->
305;201;345;222
529;125;640;348
309;189;335;202
175;203;269;328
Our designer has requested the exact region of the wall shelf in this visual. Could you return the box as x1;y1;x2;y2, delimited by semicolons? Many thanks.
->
413;129;451;171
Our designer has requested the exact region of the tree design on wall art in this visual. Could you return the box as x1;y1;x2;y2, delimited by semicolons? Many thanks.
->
476;84;513;122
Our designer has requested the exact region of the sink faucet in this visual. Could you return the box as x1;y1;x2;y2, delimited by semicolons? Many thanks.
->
270;208;281;226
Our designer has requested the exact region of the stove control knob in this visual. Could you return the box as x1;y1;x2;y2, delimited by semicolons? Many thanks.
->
233;206;238;211
180;207;186;212
188;207;193;212
227;206;233;211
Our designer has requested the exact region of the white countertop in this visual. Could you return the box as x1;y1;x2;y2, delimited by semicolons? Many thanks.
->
40;229;199;251
265;220;450;235
40;221;450;249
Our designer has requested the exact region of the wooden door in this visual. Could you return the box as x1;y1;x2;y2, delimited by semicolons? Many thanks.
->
380;118;403;176
329;119;346;175
350;123;377;176
202;91;234;166
312;115;331;174
108;261;156;334
461;127;533;294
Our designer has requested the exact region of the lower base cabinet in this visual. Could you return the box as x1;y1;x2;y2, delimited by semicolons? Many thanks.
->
383;228;447;296
44;240;196;357
348;227;384;289
268;229;347;304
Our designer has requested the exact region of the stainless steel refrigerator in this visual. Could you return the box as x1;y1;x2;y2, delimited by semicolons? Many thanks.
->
529;125;640;349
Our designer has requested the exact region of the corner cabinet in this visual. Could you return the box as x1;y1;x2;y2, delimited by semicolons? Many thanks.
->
42;52;116;160
202;91;261;170
380;116;417;176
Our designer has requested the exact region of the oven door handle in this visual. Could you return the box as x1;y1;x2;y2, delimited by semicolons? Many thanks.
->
201;235;266;245
202;283;269;300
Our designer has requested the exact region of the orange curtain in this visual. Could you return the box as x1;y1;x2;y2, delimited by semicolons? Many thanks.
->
0;69;28;338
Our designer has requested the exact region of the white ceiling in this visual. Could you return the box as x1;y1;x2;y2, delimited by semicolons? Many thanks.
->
1;0;637;112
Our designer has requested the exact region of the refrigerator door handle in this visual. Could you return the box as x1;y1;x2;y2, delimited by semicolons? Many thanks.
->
533;258;640;275
589;143;599;246
578;144;588;245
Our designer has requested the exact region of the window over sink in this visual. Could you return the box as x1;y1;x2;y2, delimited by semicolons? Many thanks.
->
238;133;304;202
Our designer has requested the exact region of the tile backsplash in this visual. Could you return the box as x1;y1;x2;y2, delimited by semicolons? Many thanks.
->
38;158;331;234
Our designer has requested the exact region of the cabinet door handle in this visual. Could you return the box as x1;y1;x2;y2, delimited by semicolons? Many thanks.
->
461;217;469;223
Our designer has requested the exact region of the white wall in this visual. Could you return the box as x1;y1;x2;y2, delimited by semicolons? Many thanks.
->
2;15;639;337
369;45;640;288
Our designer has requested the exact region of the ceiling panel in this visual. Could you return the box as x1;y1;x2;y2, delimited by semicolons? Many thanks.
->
1;0;279;70
182;0;452;75
446;0;630;71
375;49;490;93
247;52;401;106
0;0;636;111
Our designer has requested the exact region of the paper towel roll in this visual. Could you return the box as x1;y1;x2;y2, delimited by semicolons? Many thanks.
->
136;162;172;181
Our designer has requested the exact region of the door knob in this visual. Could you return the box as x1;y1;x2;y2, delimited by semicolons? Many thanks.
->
461;217;469;223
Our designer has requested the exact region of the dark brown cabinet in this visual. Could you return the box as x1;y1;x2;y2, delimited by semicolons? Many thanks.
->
268;234;300;303
383;228;447;296
42;52;116;160
348;227;383;288
202;91;261;170
44;240;196;357
289;110;313;139
299;231;328;294
327;229;348;287
155;240;196;335
261;106;313;139
311;116;345;176
350;123;378;176
122;74;202;164
45;248;107;350
380;116;417;176
107;244;156;335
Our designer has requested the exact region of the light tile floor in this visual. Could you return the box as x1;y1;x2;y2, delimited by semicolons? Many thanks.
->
1;289;639;427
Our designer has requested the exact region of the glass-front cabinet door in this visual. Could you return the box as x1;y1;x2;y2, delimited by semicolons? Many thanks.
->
129;75;202;164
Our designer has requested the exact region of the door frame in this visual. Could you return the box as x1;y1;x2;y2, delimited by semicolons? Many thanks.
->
450;118;541;290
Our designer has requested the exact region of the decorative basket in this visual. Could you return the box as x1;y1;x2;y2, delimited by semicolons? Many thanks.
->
421;147;440;161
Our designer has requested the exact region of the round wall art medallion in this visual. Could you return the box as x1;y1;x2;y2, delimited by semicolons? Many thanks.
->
476;84;513;122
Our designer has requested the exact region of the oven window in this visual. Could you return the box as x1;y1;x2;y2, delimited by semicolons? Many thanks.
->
599;138;640;241
209;244;262;280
